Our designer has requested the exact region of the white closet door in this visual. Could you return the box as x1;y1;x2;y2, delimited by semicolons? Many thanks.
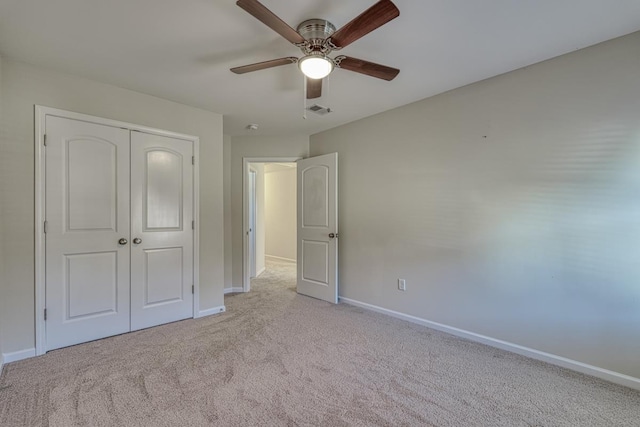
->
45;116;131;351
130;131;194;330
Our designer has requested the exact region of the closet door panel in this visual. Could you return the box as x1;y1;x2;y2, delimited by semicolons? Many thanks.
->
130;131;194;330
45;116;131;351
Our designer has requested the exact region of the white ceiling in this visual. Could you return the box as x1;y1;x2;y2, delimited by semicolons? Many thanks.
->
1;1;639;136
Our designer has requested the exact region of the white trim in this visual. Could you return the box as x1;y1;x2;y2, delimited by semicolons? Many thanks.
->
196;306;226;318
242;157;301;293
0;359;3;375
192;134;201;320
34;106;201;356
339;296;640;391
256;266;266;277
265;254;296;263
248;167;257;279
35;106;199;141
35;106;47;356
3;348;37;364
224;287;244;294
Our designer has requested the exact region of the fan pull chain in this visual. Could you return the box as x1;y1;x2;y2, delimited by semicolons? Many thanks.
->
302;75;307;120
326;74;331;113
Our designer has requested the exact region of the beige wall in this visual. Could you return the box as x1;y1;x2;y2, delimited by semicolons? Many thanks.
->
0;54;4;360
0;59;225;354
310;32;640;379
228;135;309;288
223;135;232;289
265;165;297;261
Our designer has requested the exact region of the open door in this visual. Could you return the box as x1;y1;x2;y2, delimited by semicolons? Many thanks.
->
297;153;338;303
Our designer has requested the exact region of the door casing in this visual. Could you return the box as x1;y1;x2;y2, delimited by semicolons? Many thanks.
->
35;106;200;356
249;168;257;278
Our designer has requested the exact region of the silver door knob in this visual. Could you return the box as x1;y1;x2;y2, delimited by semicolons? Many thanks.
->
133;237;142;244
118;238;128;245
329;233;339;239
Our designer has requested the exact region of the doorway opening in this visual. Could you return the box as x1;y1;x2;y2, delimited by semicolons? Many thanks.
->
243;157;299;292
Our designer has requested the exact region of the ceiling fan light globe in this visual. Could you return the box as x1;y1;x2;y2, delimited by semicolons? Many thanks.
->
299;55;333;80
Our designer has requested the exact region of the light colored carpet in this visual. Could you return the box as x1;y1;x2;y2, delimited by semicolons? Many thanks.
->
1;259;639;426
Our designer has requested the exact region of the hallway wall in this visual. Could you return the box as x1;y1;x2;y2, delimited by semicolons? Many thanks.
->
265;164;296;261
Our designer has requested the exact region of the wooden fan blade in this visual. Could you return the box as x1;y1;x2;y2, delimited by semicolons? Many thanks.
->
327;0;399;49
307;78;322;99
336;56;399;81
236;0;306;45
231;57;297;74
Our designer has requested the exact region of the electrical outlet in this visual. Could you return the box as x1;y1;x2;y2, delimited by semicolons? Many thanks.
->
398;279;406;291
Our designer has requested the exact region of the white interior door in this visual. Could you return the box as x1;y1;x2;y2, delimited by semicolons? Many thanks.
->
130;131;194;331
45;116;131;350
297;153;338;303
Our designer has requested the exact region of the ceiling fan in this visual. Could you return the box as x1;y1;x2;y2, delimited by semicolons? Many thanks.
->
231;0;400;99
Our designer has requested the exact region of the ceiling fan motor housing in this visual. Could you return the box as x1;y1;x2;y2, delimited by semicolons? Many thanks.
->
297;19;336;54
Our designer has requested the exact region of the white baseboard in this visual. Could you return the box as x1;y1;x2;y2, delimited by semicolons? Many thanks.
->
256;266;266;277
224;287;244;294
266;255;296;263
196;305;226;318
339;296;640;391
2;348;37;365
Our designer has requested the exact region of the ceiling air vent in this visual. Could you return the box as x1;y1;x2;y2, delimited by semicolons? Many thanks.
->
307;104;332;116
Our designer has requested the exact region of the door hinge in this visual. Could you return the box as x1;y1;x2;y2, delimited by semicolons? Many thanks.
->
44;308;47;321
192;156;195;165
192;220;194;230
44;220;48;234
43;134;47;146
192;285;194;294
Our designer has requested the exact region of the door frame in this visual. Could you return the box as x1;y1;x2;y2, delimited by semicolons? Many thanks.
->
34;105;201;356
248;167;257;278
242;157;300;292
